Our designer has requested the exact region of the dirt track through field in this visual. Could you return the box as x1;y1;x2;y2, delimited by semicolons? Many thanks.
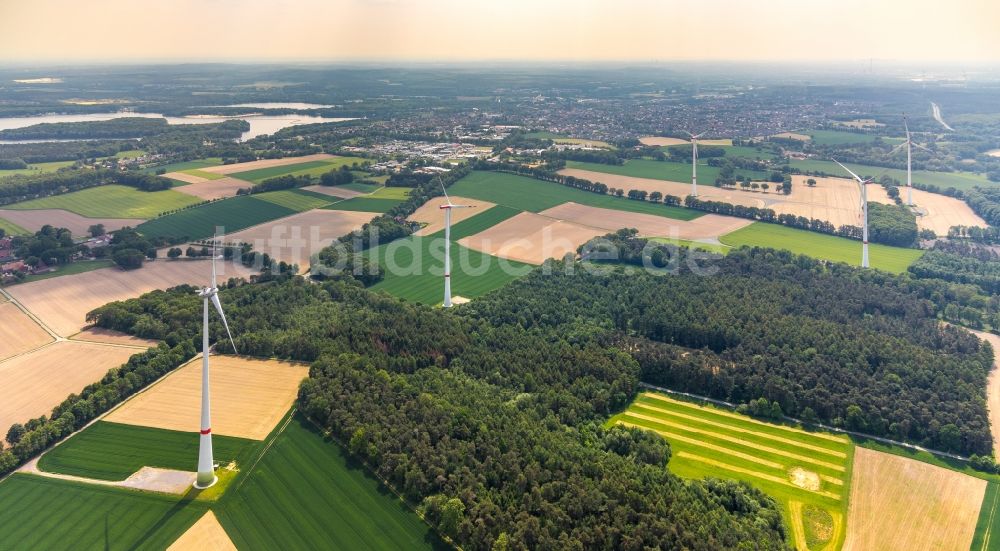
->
7;259;257;337
172;177;248;200
105;355;309;440
843;447;985;551
457;211;604;265
167;511;237;551
226;209;375;271
970;328;1000;457
0;301;52;360
0;341;141;436
198;153;334;175
539;202;753;240
0;208;145;236
409;195;496;236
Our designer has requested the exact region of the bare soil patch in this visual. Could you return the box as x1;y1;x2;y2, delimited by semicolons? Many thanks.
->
843;447;985;551
198;153;334;175
8;259;257;337
788;466;821;491
105;355;309;440
0;301;52;360
539;202;752;241
301;184;364;199
639;136;689;146
0;209;145;236
168;511;236;551
0;341;139;436
458;211;604;265
409;195;496;236
557;168;769;208
226;209;374;271
173;177;248;200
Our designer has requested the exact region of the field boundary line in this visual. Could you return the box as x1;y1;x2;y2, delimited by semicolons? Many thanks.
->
621;411;846;472
632;401;848;457
639;383;974;462
676;451;841;501
616;421;784;470
979;485;999;551
0;287;61;341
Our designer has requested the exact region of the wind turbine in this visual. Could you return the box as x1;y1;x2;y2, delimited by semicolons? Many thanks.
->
194;236;237;489
685;131;707;197
834;160;874;269
889;114;932;207
439;183;473;308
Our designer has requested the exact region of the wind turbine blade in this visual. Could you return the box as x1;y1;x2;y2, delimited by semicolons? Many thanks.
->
889;142;907;155
440;180;452;206
210;294;237;355
912;142;933;152
683;130;694;138
903;113;910;138
833;159;864;183
693;131;707;139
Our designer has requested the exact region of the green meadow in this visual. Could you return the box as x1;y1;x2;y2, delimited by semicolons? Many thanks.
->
18;259;116;283
217;415;443;550
0;216;29;236
142;158;223;174
0;160;76;179
254;188;334;211
137;195;298;240
430;205;522;240
566;159;769;184
37;421;256;481
609;391;853;551
806;129;885;146
228;157;367;184
719;222;924;274
972;482;1000;551
787;158;993;192
327;197;404;213
449;170;701;220
6;184;202;219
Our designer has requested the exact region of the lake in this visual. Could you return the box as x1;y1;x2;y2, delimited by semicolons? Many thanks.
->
0;111;356;143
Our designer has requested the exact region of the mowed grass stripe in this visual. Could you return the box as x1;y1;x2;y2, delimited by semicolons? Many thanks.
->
973;482;1000;551
639;392;849;445
677;452;842;501
621;412;846;473
631;401;847;458
432;205;523;241
253;189;333;211
617;420;782;469
6;184;201;219
137;195;297;240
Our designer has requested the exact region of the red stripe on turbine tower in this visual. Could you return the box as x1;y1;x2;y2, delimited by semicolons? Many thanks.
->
200;428;211;435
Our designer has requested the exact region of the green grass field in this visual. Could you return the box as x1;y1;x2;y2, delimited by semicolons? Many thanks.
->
228;157;368;185
609;391;852;551
431;205;522;241
449;171;701;220
254;188;334;211
143;158;223;174
181;168;225;180
18;259;115;284
366;234;531;304
0;160;76;179
216;415;444;550
38;421;256;481
972;482;1000;551
0;474;207;550
719;222;924;274
0;216;29;236
369;186;411;200
137;195;298;240
649;237;731;254
6;184;202;219
113;149;145;159
787;158;993;192
566;159;769;184
806;129;884;146
327;197;404;213
337;181;382;194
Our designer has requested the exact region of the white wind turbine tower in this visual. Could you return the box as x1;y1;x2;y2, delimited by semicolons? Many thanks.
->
440;183;473;308
194;237;238;489
685;131;707;197
834;160;875;269
889;114;932;207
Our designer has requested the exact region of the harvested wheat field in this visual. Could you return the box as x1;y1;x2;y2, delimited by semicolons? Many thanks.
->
105;355;308;440
167;511;236;551
772;132;811;141
409;195;496;236
539;202;752;240
71;327;159;348
0;209;145;236
557;168;768;208
458;211;604;265
301;184;364;199
161;171;208;185
0;301;52;360
198;153;334;175
768;175;894;228
173;177;248;200
639;136;689;146
843;447;985;551
910;188;987;236
0;341;141;435
8;259;257;338
971;328;1000;457
226;209;374;270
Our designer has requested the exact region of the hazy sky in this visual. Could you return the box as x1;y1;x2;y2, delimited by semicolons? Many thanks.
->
1;0;997;63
